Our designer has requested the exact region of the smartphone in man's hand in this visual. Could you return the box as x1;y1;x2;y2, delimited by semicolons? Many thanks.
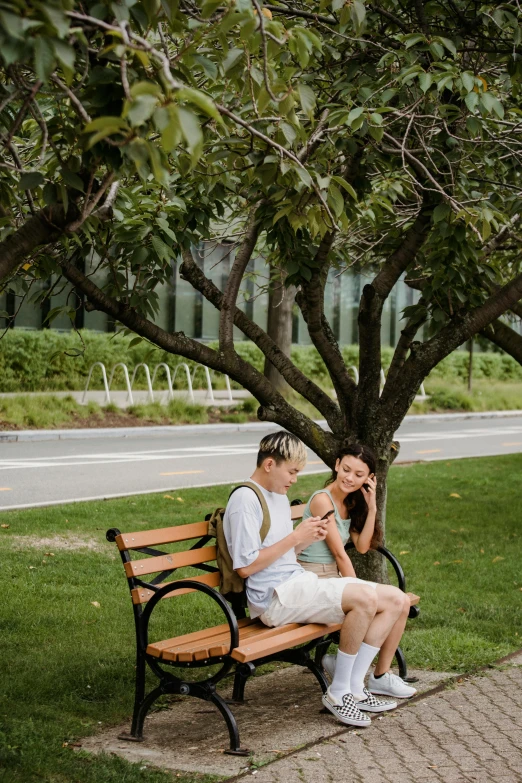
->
320;509;335;521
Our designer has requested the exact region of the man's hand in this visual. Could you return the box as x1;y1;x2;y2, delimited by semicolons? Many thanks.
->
293;516;329;548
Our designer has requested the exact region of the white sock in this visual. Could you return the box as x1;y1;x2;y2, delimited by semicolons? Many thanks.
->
350;642;380;699
329;649;357;702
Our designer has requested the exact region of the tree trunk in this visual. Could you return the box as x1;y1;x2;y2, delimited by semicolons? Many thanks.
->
263;268;296;394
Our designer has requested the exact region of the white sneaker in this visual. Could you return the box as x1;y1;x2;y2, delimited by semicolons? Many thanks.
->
322;688;371;727
321;653;336;680
367;671;417;699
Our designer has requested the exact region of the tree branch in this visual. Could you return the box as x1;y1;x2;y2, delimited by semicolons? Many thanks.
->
0;204;78;285
481;318;522;366
180;248;343;430
219;205;263;354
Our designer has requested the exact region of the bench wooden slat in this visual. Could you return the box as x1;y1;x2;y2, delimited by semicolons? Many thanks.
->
291;504;305;520
116;521;209;551
146;618;255;658
131;571;221;604
162;621;293;662
231;621;341;663
123;546;217;578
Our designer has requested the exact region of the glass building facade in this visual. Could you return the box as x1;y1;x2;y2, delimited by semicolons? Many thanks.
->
0;247;429;346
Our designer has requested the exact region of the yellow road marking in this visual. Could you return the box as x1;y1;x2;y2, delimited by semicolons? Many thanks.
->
159;470;205;476
0;488;12;491
416;449;442;454
502;442;522;446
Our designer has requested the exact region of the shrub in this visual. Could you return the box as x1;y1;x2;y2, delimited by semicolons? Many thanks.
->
0;329;521;393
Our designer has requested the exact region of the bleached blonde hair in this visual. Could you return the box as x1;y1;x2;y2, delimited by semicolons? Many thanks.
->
257;431;307;469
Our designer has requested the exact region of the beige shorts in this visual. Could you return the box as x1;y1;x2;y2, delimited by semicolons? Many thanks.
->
297;560;340;578
259;571;378;627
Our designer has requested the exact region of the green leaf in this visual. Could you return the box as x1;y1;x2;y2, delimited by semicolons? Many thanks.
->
18;172;44;191
61;168;84;192
429;42;444;60
433;203;451;223
84;116;129;132
295;165;312;188
350;0;366;31
178;87;220;121
177;107;203;162
347;106;364;126
126;94;158;126
34;37;55;82
461;71;475;93
223;47;243;73
332;175;356;200
418;72;432;93
437;36;457;56
130;81;163;98
52;40;75;72
297;83;316;119
368;125;383;142
151;234;172;262
280;121;297;145
43;6;70;37
465;92;479;112
273;204;293;224
327;183;344;218
403;33;425;49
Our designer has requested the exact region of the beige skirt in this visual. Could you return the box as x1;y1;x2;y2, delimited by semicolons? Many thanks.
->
297;560;340;579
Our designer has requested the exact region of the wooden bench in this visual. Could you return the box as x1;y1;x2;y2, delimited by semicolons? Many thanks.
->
107;500;418;755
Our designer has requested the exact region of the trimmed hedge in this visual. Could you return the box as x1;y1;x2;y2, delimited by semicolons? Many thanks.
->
0;329;520;393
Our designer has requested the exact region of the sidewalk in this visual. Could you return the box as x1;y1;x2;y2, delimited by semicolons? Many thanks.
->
247;652;522;783
2;409;522;443
81;652;522;781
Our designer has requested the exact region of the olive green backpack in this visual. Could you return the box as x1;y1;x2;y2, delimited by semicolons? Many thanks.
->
208;482;271;597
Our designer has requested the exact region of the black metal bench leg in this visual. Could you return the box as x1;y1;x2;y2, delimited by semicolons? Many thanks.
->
394;645;418;684
119;683;165;742
129;650;147;737
231;662;255;703
209;691;249;756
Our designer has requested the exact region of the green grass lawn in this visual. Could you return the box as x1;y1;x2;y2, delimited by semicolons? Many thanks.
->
1;454;522;782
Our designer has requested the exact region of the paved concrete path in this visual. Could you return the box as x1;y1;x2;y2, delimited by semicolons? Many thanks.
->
81;653;522;781
249;653;522;783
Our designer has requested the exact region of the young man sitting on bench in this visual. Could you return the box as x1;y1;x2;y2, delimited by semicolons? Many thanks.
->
223;431;407;728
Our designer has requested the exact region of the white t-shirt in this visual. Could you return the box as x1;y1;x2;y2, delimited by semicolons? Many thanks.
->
223;479;303;618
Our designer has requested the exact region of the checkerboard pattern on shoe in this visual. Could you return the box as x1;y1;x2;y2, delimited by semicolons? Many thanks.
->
355;687;398;713
322;688;371;727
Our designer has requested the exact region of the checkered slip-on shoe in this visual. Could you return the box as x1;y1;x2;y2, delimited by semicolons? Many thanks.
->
355;688;398;713
322;688;372;727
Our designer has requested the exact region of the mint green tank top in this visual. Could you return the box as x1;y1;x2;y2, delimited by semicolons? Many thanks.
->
298;488;350;564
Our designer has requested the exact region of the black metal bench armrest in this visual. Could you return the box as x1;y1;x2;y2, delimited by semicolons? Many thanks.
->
139;581;240;655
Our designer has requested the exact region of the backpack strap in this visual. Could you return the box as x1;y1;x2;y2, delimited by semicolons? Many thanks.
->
228;481;271;543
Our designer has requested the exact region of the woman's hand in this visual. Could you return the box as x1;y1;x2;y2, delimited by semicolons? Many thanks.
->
360;473;377;510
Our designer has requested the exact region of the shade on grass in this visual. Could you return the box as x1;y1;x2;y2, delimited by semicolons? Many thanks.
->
1;454;521;782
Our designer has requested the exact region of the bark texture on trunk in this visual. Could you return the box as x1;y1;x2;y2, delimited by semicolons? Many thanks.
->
263;268;296;394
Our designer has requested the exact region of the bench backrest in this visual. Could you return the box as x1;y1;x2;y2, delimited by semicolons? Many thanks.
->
108;502;306;608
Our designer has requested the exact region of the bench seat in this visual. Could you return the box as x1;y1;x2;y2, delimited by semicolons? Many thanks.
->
147;617;342;663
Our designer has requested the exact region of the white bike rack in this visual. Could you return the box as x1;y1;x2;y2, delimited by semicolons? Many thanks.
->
129;363;154;403
171;362;195;403
380;368;386;396
151;363;175;401
191;364;214;402
108;363;134;405
83;362;111;404
224;374;233;402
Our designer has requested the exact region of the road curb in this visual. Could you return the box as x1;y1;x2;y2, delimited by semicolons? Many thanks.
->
1;409;522;443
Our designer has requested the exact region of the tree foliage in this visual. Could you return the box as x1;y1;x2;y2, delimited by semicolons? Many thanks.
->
2;0;522;545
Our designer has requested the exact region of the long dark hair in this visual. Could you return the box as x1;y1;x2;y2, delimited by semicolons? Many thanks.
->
325;443;382;549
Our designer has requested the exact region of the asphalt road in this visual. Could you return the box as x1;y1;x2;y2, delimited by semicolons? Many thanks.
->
0;414;521;510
